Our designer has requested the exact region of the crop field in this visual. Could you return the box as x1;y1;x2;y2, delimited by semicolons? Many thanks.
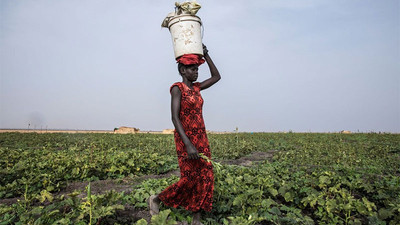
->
0;132;399;224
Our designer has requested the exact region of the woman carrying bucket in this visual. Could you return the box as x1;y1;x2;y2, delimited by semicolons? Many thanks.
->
148;43;221;225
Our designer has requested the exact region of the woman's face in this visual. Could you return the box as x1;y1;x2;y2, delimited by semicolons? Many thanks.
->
182;65;199;82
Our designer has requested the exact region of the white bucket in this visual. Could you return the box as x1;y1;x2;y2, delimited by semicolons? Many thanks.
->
168;15;203;59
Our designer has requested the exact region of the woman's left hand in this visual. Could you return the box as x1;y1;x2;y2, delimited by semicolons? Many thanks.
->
202;44;209;56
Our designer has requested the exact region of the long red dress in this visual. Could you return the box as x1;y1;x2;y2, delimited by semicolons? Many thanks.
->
158;82;214;212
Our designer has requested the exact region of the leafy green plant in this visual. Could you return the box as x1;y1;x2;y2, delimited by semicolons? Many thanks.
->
151;209;177;225
1;132;399;224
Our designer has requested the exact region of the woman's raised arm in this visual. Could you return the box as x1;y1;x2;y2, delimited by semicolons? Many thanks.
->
200;45;221;90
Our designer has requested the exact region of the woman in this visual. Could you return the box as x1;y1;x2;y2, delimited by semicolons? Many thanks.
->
148;44;221;225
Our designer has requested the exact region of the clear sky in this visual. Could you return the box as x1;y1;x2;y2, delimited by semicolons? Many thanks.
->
1;0;399;132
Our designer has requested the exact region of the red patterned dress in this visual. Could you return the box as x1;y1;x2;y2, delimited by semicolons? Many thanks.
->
158;82;214;212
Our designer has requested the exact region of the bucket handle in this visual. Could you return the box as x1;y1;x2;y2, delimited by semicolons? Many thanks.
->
168;18;202;28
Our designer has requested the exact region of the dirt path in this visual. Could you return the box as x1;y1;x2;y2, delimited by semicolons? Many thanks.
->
1;151;276;205
0;151;277;224
59;150;277;198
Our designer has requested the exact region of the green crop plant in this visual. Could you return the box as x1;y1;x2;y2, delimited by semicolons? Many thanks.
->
0;132;399;224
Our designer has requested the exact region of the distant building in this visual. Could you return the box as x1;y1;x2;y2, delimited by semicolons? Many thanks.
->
162;129;174;134
114;126;140;134
340;130;352;134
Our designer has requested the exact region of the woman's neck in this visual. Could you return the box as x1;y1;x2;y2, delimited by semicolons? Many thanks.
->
182;79;193;89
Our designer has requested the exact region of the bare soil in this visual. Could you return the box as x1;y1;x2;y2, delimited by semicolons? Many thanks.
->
217;150;277;166
0;151;276;224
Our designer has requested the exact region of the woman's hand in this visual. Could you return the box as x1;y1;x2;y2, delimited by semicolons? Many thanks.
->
202;44;209;56
186;143;199;160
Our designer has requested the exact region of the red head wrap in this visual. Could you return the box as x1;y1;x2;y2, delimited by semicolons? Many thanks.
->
176;54;205;66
